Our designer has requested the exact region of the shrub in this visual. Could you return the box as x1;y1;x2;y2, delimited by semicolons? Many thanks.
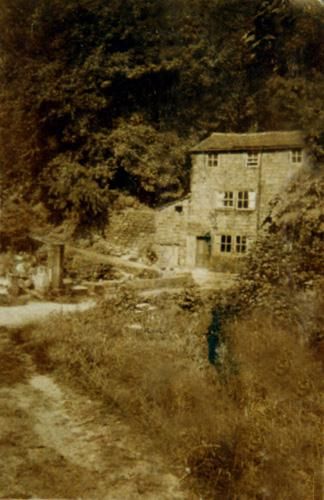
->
0;197;48;251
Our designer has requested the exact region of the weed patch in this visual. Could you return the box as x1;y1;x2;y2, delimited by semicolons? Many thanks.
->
28;287;323;499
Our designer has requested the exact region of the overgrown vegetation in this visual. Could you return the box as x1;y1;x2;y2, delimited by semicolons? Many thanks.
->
0;0;323;225
22;269;322;499
0;196;49;251
231;169;324;327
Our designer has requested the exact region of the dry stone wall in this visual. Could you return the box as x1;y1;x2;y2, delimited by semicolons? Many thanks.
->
154;199;189;269
103;206;156;261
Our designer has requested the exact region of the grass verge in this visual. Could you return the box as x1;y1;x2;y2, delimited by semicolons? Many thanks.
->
22;288;323;499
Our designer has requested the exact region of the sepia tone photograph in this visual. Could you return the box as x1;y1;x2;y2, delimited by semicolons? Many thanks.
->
0;0;323;498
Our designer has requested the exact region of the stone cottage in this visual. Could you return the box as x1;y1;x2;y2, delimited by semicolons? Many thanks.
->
154;131;307;271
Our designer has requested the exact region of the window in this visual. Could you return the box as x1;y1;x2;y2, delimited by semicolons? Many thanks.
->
236;236;247;253
291;149;302;163
237;191;249;209
223;191;234;207
237;191;256;210
246;152;259;167
220;235;232;253
207;153;218;167
216;191;256;210
175;205;183;213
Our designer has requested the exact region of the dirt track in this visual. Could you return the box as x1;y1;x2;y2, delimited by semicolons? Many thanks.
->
0;301;95;328
0;308;189;499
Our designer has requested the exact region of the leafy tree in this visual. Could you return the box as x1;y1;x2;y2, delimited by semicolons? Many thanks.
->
244;0;324;143
106;116;189;204
0;0;322;225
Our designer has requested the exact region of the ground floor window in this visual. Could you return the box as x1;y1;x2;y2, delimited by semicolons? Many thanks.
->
236;235;247;253
220;235;247;253
220;235;232;252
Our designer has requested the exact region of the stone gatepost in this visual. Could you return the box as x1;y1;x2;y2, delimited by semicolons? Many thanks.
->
47;243;64;289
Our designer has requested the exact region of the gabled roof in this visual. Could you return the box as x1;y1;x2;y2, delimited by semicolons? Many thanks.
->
191;131;305;153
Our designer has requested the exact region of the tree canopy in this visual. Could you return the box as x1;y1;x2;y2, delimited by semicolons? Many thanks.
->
0;0;323;224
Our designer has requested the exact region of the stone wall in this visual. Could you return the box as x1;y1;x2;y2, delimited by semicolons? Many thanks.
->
104;206;156;260
154;199;189;269
258;150;306;224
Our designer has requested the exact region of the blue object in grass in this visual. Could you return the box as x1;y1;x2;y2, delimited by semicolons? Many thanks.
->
207;310;222;365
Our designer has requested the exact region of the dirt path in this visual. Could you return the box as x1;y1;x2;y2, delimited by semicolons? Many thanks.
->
0;315;189;499
0;301;95;328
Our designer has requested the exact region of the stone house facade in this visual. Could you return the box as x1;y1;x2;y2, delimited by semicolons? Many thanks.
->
154;131;307;271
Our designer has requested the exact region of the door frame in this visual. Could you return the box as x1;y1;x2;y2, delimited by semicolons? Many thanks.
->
195;234;212;267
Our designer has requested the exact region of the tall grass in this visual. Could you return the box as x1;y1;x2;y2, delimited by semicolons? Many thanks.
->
26;288;323;499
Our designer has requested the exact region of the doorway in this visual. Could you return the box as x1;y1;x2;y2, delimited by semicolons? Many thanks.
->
195;236;211;267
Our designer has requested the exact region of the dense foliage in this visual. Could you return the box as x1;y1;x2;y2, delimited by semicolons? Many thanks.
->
0;0;323;224
232;168;324;317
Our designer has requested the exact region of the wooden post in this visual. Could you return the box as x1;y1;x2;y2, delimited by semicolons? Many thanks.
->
47;243;64;289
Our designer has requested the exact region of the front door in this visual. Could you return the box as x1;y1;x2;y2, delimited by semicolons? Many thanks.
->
196;236;211;267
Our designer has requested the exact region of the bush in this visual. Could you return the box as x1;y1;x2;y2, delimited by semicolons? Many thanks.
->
0;198;48;251
232;170;324;315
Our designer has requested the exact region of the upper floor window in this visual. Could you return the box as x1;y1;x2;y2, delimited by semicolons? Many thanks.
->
291;149;302;163
216;191;256;210
223;191;234;207
237;191;256;210
207;153;219;167
220;235;232;253
175;205;183;213
246;152;260;167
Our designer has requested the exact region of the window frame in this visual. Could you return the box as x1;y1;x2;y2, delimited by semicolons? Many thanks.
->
220;234;232;253
236;235;247;253
290;149;302;163
206;153;219;167
246;151;260;168
223;191;234;208
237;191;256;210
237;191;249;209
